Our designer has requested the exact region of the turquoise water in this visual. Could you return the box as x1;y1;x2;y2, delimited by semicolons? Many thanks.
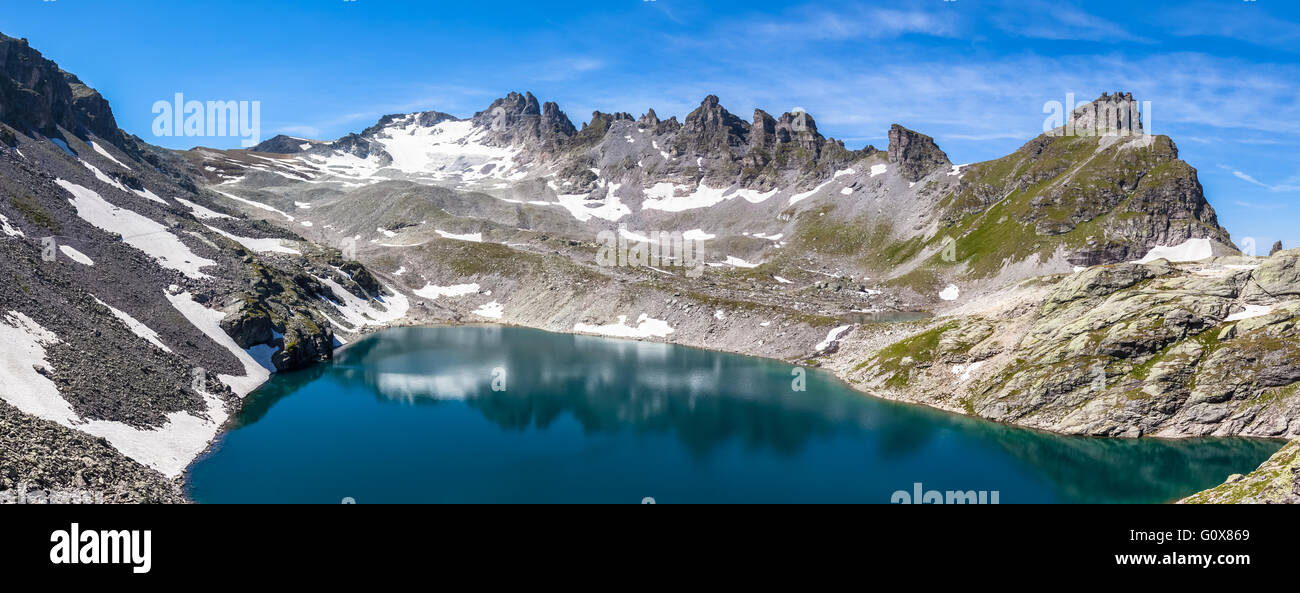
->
187;326;1281;503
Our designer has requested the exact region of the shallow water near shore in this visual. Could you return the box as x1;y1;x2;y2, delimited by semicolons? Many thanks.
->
187;326;1281;503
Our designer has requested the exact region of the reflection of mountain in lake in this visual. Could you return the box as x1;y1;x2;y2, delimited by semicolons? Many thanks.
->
202;326;1281;503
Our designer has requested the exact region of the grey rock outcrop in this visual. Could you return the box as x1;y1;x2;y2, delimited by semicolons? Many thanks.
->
887;124;950;182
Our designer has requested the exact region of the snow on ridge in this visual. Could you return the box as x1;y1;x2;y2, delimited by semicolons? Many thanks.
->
574;313;674;338
57;179;216;279
373;118;521;179
951;360;985;382
166;291;271;398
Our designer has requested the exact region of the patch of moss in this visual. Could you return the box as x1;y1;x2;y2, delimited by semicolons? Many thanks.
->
9;192;60;233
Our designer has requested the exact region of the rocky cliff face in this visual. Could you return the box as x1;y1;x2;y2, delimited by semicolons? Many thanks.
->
833;250;1300;440
887;124;950;182
0;34;126;146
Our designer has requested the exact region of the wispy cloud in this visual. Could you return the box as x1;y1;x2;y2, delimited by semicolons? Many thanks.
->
990;1;1151;43
1218;165;1300;193
748;6;960;41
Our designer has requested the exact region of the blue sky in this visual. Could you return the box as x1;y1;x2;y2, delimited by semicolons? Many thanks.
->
4;0;1299;248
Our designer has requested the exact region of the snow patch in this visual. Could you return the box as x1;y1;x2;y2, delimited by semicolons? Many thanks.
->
57;179;216;279
90;141;131;170
58;245;94;266
0;213;23;237
205;224;301;254
435;229;483;242
1134;238;1214;264
1225;304;1273;322
317;277;410;327
213;189;295;221
643;183;777;212
723;256;760;268
414;283;480;300
174;197;234;220
574;314;675;338
951;360;985;382
473;301;503;319
92;296;171;353
815;325;853;351
939;284;961;301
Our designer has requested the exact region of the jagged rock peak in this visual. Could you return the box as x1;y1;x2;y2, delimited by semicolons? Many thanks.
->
684;95;749;131
679;95;750;151
637;108;660;128
471;91;575;148
887;123;950;182
749;108;824;153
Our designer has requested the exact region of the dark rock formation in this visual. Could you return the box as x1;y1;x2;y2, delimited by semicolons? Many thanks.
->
887;124;950;182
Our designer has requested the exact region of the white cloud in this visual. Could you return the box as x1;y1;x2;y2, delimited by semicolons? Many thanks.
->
1218;165;1300;193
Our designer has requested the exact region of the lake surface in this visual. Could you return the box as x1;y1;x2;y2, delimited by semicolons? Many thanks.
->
187;326;1281;503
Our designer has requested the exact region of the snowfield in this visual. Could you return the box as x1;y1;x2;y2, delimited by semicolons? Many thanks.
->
57;179;216;279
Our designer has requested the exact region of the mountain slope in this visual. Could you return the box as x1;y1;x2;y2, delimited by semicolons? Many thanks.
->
0;32;397;498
